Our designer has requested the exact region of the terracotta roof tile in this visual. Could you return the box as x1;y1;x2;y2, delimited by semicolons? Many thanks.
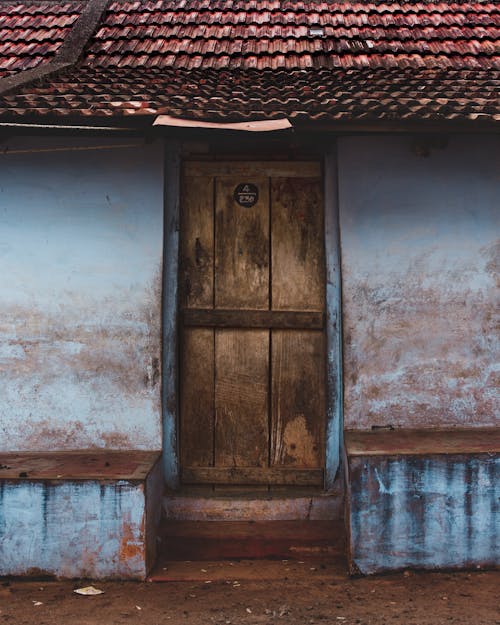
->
1;66;498;123
0;1;83;77
81;1;499;70
0;1;498;122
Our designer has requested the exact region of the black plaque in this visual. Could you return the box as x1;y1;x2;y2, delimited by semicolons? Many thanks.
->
234;183;259;208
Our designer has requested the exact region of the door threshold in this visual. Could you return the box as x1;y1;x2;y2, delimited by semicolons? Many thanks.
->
168;486;329;498
163;483;343;521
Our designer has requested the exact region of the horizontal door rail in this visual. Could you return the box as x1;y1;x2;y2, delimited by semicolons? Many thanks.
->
182;467;324;486
184;161;321;178
183;309;324;330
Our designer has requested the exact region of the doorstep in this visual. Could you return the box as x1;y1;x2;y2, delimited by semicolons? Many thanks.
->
148;557;347;582
163;483;344;522
157;519;346;561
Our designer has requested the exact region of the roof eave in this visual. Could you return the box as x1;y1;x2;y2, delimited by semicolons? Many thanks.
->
0;115;498;138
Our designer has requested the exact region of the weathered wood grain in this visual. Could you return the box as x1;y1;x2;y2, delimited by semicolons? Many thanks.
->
271;177;325;311
271;330;326;469
180;328;214;467
215;329;269;468
183;309;324;329
180;175;214;308
180;162;328;488
215;176;269;309
182;466;324;485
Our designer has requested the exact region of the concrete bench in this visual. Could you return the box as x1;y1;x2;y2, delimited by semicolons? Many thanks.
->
0;450;162;579
345;429;500;575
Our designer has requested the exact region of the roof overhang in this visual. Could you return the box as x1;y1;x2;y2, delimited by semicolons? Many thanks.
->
0;117;498;140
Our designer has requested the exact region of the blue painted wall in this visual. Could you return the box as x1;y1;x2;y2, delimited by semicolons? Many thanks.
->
0;477;154;579
348;453;500;574
1;134;497;453
0;138;164;450
338;135;499;429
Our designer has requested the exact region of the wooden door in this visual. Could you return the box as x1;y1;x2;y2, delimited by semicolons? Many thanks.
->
180;161;326;488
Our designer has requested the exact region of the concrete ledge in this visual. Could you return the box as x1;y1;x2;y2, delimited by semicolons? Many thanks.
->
345;429;500;575
0;451;162;580
345;427;500;456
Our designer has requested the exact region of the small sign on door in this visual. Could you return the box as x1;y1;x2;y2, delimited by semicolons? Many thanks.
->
234;183;259;207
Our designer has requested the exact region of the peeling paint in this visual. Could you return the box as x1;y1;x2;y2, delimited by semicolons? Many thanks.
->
338;135;499;429
120;518;144;563
0;452;163;579
0;481;146;578
348;453;500;574
0;138;164;451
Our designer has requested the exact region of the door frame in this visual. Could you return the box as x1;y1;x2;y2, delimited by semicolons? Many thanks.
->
161;142;343;491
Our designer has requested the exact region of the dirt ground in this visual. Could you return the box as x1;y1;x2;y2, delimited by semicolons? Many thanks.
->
1;561;499;625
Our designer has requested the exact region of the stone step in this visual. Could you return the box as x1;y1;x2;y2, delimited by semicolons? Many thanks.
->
148;556;348;582
156;520;346;562
163;486;343;522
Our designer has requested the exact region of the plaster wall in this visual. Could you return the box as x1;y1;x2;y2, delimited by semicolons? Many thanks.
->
348;453;499;574
338;135;499;429
0;138;164;450
0;479;148;579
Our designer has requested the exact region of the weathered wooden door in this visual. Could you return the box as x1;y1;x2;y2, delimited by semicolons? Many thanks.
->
180;161;326;488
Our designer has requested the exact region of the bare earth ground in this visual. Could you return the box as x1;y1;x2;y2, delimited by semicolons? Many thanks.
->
1;561;499;625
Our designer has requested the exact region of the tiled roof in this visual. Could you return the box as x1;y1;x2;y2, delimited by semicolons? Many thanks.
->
85;1;500;70
0;1;498;123
0;1;83;77
2;66;498;122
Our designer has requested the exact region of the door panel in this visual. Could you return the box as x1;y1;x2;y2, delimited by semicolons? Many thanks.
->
271;330;325;468
271;177;325;311
215;329;269;468
180;175;214;309
215;176;269;310
180;328;214;467
180;161;325;487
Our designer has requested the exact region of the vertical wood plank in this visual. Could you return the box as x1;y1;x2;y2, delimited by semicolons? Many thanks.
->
271;177;325;311
180;328;214;468
163;141;181;489
324;146;343;490
180;175;214;308
215;330;269;468
178;161;334;489
271;330;326;469
215;176;269;310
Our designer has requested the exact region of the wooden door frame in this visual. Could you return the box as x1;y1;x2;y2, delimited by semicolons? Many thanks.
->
161;141;343;491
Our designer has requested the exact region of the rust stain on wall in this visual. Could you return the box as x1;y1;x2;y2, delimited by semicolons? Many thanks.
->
120;519;144;563
0;454;163;579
